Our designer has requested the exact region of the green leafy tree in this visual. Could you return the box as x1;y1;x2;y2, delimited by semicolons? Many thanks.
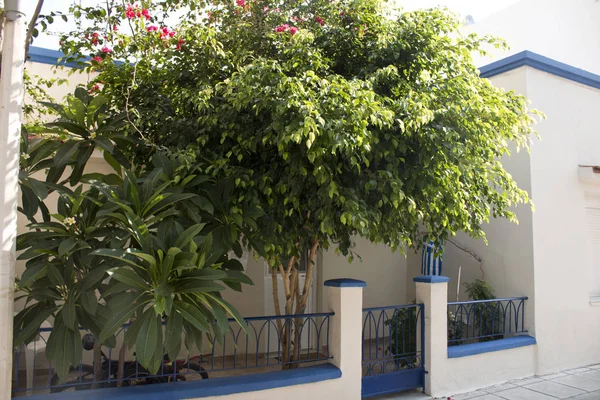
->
40;0;538;367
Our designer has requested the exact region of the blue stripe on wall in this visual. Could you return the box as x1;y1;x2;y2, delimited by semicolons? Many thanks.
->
480;50;600;90
29;46;88;68
29;46;600;91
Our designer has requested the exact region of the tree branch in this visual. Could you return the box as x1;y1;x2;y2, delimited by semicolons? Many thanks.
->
25;0;44;61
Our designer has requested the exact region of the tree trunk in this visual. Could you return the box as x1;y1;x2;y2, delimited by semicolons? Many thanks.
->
270;266;283;334
92;342;103;388
287;240;319;369
117;343;126;386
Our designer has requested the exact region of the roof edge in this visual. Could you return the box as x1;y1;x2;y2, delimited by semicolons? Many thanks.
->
480;50;600;90
30;46;600;91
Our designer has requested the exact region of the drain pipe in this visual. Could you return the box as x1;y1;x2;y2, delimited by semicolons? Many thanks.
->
0;1;26;398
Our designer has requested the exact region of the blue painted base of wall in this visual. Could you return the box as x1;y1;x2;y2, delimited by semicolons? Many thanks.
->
25;364;341;400
362;367;424;398
448;335;537;358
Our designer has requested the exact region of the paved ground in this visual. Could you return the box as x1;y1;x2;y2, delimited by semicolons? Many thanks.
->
375;364;600;400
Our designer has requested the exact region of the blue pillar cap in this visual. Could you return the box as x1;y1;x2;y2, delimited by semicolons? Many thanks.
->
413;275;450;283
324;278;366;288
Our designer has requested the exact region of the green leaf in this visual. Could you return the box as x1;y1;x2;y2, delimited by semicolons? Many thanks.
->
62;297;77;330
58;237;78;257
103;150;122;175
124;310;146;348
135;310;160;373
14;307;54;346
46;121;89;138
81;290;98;316
164;312;182;360
205;294;247;332
176;280;225;293
54;141;80;167
46;263;64;287
90;249;141;268
111;268;148;291
173;303;210;332
99;305;136;344
174;224;206;249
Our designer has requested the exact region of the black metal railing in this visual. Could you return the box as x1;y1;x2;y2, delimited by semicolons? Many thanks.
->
447;297;528;346
361;304;424;377
12;312;333;396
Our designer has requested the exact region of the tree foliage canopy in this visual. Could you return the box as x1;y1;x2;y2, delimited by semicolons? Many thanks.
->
58;0;537;262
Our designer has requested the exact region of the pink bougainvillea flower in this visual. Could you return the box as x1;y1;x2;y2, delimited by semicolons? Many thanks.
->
113;25;118;31
88;84;101;94
146;25;158;32
141;8;151;20
236;0;245;6
274;24;289;32
125;4;136;19
168;31;175;37
91;56;102;63
289;26;298;35
100;46;112;54
315;16;325;26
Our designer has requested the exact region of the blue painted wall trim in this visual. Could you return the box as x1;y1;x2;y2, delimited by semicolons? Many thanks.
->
448;335;537;359
29;46;88;68
324;278;366;287
28;46;600;91
413;275;450;283
25;364;341;400
480;50;600;90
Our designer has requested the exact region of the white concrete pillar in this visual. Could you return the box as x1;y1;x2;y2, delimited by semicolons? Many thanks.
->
414;276;449;396
325;278;366;400
0;1;27;398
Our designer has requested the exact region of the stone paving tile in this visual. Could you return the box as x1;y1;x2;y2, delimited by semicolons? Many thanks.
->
564;367;593;375
579;370;600;382
522;381;586;399
550;374;600;392
540;372;569;380
448;390;489;400
493;387;558;400
484;383;518;393
567;392;600;400
466;395;506;400
509;377;545;387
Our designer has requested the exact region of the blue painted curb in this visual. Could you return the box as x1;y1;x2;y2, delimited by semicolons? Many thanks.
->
25;364;342;400
448;335;537;358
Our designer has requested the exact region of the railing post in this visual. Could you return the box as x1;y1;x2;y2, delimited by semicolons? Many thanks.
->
414;275;449;396
324;278;365;400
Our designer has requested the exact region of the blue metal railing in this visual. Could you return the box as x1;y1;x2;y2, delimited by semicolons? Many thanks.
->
361;304;424;377
447;297;528;346
12;312;333;395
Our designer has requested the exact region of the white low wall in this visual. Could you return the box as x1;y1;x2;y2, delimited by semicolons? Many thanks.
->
440;345;536;396
415;277;537;398
197;378;344;400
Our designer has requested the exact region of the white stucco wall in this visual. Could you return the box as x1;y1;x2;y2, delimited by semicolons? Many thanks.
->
434;68;536;339
319;237;408;309
525;68;600;374
468;0;600;74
